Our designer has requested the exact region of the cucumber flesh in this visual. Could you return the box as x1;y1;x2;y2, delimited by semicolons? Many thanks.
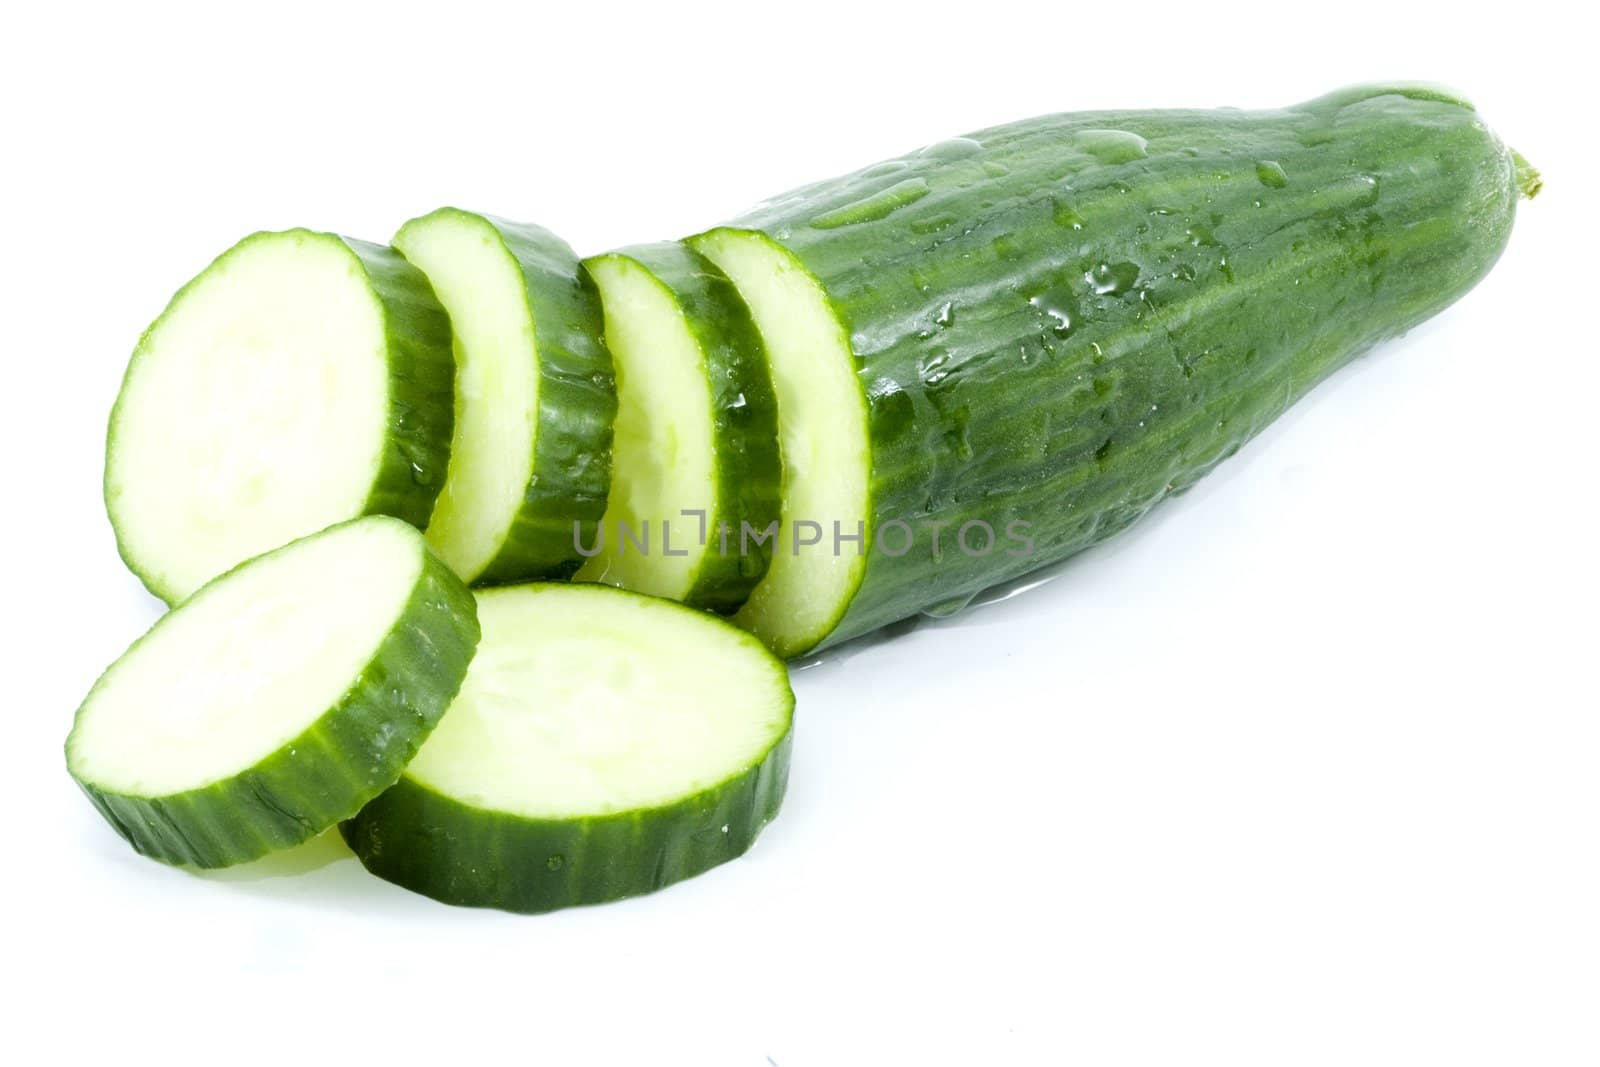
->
342;583;793;912
686;230;869;653
66;516;480;868
106;229;454;604
395;214;540;580
578;244;781;612
578;255;717;600
393;209;615;584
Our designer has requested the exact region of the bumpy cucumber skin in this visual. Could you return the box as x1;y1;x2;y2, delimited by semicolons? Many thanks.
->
105;230;457;605
68;525;481;869
588;242;782;612
716;86;1532;652
341;728;789;913
399;210;617;584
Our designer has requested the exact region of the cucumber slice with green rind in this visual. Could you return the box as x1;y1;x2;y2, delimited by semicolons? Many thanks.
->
393;209;615;585
578;243;781;612
341;583;793;913
66;517;480;868
685;229;870;653
106;229;455;604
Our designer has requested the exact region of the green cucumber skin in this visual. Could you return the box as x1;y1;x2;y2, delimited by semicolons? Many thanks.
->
410;211;617;585
105;230;457;606
721;86;1530;651
70;536;481;869
591;242;782;612
341;726;790;913
345;236;458;533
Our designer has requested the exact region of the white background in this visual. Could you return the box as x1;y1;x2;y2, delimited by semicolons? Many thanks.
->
4;2;1595;1063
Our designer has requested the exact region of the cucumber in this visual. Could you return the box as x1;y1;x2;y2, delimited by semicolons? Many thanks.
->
690;85;1537;657
66;517;480;868
341;583;793;913
685;231;869;652
577;244;781;611
106;229;455;604
392;209;616;584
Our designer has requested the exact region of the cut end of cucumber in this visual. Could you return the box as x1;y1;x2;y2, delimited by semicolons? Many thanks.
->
407;584;790;817
576;253;716;601
394;209;539;583
689;228;871;658
106;230;394;603
68;517;425;798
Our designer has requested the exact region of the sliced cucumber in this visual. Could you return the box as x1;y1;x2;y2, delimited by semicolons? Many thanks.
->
66;517;480;868
342;583;793;913
577;243;781;612
686;229;870;655
393;209;615;584
689;91;1532;657
106;229;455;604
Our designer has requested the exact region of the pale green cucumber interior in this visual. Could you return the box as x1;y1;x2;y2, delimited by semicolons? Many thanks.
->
406;585;790;816
67;518;424;797
106;231;391;602
689;230;870;656
394;211;538;582
576;255;716;600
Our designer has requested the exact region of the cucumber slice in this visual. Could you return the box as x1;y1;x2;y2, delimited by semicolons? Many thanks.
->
687;229;870;655
341;583;793;913
393;209;615;585
577;243;780;612
106;229;455;604
66;517;480;868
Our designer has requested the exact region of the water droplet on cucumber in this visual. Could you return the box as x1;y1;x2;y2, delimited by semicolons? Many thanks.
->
918;137;984;160
1074;129;1149;164
1255;160;1289;188
1087;261;1141;296
918;348;954;386
1052;201;1086;229
1028;283;1079;336
862;160;910;178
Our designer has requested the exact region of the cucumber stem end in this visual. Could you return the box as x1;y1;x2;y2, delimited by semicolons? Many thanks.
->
1512;149;1543;200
